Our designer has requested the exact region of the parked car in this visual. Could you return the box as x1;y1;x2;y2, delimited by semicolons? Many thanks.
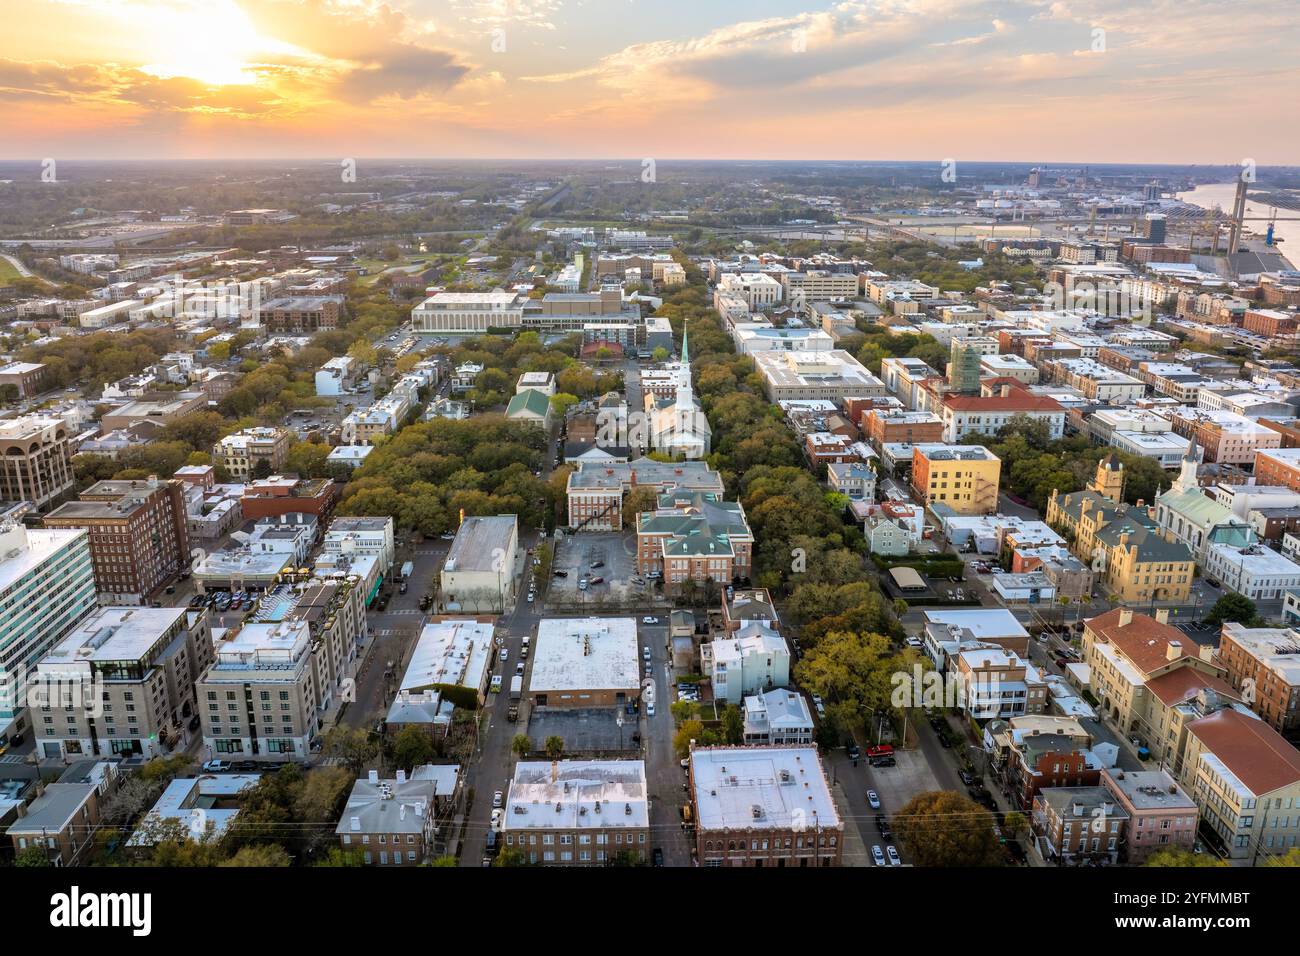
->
652;848;664;867
846;743;861;760
493;790;503;808
887;845;902;866
875;814;892;838
958;770;975;786
499;648;508;661
866;790;881;810
588;576;604;586
553;569;568;578
202;760;231;773
871;845;886;866
642;616;658;624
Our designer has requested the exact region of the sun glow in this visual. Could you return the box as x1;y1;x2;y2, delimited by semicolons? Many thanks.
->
136;0;305;86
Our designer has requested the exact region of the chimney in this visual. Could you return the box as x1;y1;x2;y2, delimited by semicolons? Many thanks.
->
367;769;379;785
396;769;406;785
1155;608;1170;625
1199;645;1214;663
1118;608;1133;627
1166;640;1182;662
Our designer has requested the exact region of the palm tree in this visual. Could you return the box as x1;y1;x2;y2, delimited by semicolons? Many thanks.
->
544;735;565;760
511;734;532;760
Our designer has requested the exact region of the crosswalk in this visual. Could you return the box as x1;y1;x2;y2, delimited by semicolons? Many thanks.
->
0;754;26;765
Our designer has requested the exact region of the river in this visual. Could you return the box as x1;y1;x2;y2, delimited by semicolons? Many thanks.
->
1176;182;1299;259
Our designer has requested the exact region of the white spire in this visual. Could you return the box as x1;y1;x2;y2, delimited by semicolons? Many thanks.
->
1173;442;1201;494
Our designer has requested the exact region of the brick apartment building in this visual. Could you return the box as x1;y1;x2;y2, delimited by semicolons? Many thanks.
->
44;477;190;604
256;295;344;333
1215;622;1300;735
239;475;339;520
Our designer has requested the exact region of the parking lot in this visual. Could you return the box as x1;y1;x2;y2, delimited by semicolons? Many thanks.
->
547;531;646;605
525;708;640;754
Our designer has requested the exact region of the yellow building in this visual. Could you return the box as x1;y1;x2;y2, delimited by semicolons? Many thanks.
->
1081;608;1228;755
910;444;1000;515
1045;457;1194;603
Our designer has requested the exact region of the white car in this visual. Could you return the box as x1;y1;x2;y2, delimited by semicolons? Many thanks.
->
867;790;881;810
499;648;508;661
646;702;655;717
887;845;901;866
642;616;658;625
526;593;534;603
490;808;504;830
872;845;886;866
492;790;503;808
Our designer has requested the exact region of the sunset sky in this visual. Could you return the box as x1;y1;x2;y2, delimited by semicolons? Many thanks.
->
2;0;1298;162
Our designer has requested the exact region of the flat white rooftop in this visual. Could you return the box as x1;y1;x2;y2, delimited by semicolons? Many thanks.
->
922;609;1029;641
530;617;640;693
504;760;648;830
691;746;840;832
44;606;187;664
399;619;494;694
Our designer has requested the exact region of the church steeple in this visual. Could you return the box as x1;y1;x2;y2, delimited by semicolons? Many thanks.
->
676;323;693;411
1173;442;1201;494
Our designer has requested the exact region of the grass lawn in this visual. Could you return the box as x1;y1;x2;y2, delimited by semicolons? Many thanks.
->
0;257;23;287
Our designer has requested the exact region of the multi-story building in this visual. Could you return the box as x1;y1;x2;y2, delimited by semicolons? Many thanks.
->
1081;608;1225;749
255;295;344;333
826;461;876;500
939;390;1066;443
314;356;358;396
336;766;460;866
440;515;518;613
411;291;525;333
566;458;724;531
0;361;49;398
528;617;640;710
0;415;75;510
1215;622;1300;735
635;491;752;590
690;746;843;867
1175;707;1300;861
198;620;327;762
7;761;118;866
910;444;1001;516
952;646;1046;719
44;477;190;605
862;409;944;448
213;427;293;480
322;516;396;577
1254;447;1300;493
717;272;782;310
1099;768;1198;864
32;607;213;759
753;350;887;403
501;760;649;865
946;338;986;394
1032;786;1130;865
1043;357;1146;403
1046;458;1194;604
1168;408;1281;465
880;357;940;410
1204;541;1300;601
702;622;791;705
742;689;814;745
0;525;98;738
239;475;339;521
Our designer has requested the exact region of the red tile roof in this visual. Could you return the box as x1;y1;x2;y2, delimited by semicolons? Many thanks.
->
943;393;1065;412
1145;667;1237;707
1187;708;1300;795
1086;609;1202;677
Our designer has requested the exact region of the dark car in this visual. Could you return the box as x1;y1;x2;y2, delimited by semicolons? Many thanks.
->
233;760;258;773
652;848;664;867
553;569;568;578
588;576;604;586
846;743;861;760
874;814;892;838
188;715;201;732
958;770;976;786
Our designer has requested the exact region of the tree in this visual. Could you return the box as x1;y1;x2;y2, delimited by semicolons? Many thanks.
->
428;855;458;867
391;725;437;771
494;847;528;867
13;845;52;867
1205;593;1260;627
720;704;744;745
315;847;366;866
322;726;379;775
511;734;533;760
674;719;705;759
285;441;331;478
621;485;660;529
1145;846;1227;867
893;791;1003;867
220;844;293;867
544;735;565;760
1265;847;1300;867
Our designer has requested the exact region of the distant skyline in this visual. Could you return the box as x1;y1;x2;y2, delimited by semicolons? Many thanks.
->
2;0;1299;163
